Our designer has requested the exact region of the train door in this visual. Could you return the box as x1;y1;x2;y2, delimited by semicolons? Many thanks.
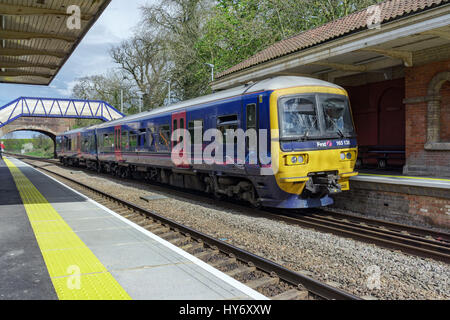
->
61;136;65;155
242;95;260;166
171;111;188;167
114;126;123;161
77;132;81;157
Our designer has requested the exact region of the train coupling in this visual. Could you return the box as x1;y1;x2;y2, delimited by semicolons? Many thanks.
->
305;172;342;195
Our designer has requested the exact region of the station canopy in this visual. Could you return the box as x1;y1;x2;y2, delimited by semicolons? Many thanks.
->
212;0;450;90
0;0;111;85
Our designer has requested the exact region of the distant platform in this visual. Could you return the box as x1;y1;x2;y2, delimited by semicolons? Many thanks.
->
352;172;450;190
0;157;266;300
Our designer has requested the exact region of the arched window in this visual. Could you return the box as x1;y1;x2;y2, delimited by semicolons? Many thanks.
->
425;71;450;150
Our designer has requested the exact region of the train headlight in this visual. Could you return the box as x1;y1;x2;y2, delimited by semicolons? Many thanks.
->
340;151;354;161
286;154;307;165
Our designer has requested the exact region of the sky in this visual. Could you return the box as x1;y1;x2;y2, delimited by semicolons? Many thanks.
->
0;0;151;138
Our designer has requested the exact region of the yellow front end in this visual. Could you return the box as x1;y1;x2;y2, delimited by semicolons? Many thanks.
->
270;86;358;196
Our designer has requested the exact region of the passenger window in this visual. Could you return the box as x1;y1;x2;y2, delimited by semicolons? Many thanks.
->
188;120;203;144
157;124;170;152
217;114;238;145
129;131;138;150
147;125;155;147
139;129;146;148
121;131;128;150
103;134;112;152
246;104;257;129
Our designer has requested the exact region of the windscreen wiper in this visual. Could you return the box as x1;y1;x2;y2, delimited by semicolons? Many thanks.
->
299;130;310;142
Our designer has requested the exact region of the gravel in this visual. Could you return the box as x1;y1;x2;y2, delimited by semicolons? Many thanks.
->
34;161;450;300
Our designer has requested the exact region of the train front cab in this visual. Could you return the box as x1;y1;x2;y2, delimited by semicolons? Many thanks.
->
266;85;358;209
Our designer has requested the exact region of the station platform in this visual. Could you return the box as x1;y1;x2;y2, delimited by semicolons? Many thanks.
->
0;157;267;300
351;172;450;190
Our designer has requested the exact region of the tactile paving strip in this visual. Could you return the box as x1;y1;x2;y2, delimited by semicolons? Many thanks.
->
4;158;131;300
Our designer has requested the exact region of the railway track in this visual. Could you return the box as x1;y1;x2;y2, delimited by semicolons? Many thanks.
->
11;153;450;265
11;155;360;301
276;210;450;264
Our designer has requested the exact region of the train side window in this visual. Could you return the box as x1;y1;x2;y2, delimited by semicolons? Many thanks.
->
147;126;155;147
103;134;111;152
173;119;177;131
82;138;89;152
246;104;257;129
121;131;128;150
217;114;238;145
188;120;203;144
129;131;138;150
90;134;96;151
139;129;146;148
158;124;170;152
246;104;257;153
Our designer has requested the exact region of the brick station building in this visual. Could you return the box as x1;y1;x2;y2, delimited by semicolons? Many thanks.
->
212;0;450;178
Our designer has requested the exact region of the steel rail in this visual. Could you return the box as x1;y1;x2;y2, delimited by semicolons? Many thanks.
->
315;210;450;243
11;153;450;264
278;212;450;263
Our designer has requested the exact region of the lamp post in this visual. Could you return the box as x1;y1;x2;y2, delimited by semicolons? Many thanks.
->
205;63;214;82
164;80;171;105
120;89;123;113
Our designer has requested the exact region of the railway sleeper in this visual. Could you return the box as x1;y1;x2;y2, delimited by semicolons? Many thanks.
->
272;289;309;300
180;242;204;252
158;231;180;240
210;257;237;268
150;226;171;235
226;266;256;278
169;237;190;246
194;249;219;260
245;277;279;290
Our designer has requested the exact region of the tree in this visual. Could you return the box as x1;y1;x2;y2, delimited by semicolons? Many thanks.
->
196;0;385;78
71;71;141;128
140;0;214;100
110;32;169;110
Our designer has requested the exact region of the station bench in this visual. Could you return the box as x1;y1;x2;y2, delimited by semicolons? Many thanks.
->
357;145;406;169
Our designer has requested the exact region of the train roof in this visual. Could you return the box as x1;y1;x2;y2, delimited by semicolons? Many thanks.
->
64;76;344;134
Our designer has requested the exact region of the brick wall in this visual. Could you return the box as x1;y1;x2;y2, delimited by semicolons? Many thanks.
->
441;81;450;141
403;59;450;177
332;182;450;229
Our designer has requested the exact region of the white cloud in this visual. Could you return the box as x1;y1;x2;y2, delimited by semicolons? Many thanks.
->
49;79;79;97
0;0;153;104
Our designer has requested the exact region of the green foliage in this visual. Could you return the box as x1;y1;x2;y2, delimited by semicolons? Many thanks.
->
197;0;385;76
70;0;385;109
71;119;103;130
3;137;54;158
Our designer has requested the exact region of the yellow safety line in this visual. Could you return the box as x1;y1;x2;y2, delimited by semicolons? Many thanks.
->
4;158;131;300
358;173;450;182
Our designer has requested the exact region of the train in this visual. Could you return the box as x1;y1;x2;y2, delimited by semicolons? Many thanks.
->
56;76;358;209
